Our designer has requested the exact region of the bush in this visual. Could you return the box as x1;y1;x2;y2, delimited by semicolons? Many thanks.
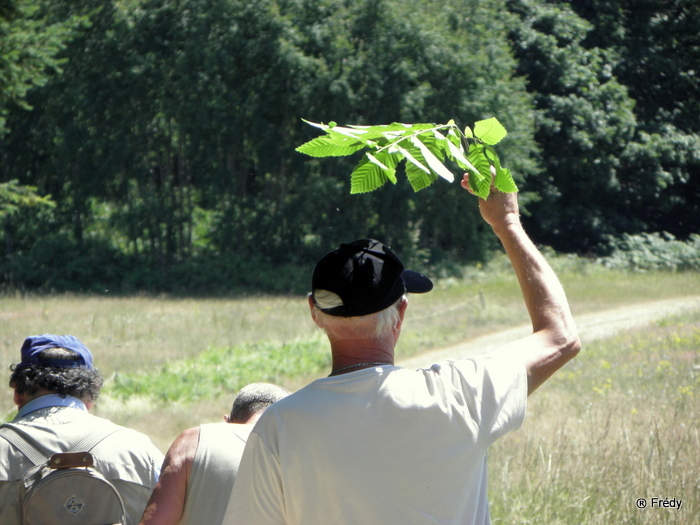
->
597;232;700;271
0;236;311;296
1;233;128;293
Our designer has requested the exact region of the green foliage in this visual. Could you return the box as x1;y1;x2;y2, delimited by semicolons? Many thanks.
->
565;0;700;243
507;0;700;253
0;0;534;291
507;0;642;253
597;232;700;272
568;0;700;133
1;241;311;295
0;0;89;135
1;180;55;268
2;233;127;293
0;179;54;221
296;117;514;199
2;0;697;293
105;338;331;403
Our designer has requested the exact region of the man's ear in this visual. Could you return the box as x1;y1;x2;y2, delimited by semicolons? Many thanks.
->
399;296;408;316
13;388;23;407
308;294;318;323
395;296;408;331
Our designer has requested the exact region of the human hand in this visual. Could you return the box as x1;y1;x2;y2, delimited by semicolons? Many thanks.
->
460;169;520;231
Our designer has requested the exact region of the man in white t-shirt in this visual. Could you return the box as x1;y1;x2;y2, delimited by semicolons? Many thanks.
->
223;176;581;524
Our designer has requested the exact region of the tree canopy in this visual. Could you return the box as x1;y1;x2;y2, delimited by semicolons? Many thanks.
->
1;0;697;294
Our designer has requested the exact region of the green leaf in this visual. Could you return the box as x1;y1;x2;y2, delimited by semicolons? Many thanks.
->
446;127;462;148
473;117;508;145
405;160;438;192
295;136;365;157
367;151;399;185
345;123;435;146
395;144;430;174
494;167;517;193
397;143;438;191
350;152;396;194
302;119;371;144
326;126;370;142
445;139;480;176
301;119;333;131
467;144;493;199
486;146;518;194
297;117;509;195
410;135;454;182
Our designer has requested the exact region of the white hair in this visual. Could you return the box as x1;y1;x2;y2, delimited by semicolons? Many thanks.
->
312;291;404;340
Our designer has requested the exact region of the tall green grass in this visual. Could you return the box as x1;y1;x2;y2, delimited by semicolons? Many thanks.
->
107;338;330;403
489;310;699;524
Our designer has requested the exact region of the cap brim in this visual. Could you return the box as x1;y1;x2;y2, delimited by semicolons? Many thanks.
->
402;270;433;294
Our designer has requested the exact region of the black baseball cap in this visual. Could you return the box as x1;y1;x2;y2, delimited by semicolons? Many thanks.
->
311;239;433;317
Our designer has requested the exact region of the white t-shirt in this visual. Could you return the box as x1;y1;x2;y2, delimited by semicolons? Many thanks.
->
223;356;527;525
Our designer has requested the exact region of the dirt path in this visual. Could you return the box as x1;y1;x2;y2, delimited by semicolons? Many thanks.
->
398;296;700;369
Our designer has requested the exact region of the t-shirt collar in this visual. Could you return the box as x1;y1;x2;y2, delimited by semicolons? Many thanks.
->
16;394;87;419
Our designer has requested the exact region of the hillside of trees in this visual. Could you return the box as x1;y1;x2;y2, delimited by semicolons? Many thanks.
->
1;0;698;294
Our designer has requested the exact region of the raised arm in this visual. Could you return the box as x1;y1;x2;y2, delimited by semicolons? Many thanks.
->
462;174;581;394
139;427;199;525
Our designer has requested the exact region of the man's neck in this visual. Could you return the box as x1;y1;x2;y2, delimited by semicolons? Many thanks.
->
328;337;395;375
16;393;88;418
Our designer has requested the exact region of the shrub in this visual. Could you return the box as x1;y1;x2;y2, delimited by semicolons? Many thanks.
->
597;232;700;271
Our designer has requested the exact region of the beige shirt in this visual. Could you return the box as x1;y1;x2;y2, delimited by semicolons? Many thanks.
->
179;422;252;525
0;403;163;525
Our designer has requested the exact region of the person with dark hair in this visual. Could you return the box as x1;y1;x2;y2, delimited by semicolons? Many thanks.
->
0;334;164;525
139;382;290;525
223;176;581;524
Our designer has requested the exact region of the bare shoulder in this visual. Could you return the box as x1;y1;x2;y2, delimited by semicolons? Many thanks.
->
163;426;200;470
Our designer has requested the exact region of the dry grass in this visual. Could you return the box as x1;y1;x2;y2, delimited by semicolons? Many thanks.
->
0;294;313;378
489;312;700;524
1;263;699;454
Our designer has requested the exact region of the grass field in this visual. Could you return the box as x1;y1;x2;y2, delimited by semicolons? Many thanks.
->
489;309;699;524
1;259;698;523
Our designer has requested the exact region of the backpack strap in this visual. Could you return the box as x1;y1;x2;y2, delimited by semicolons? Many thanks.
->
0;425;46;466
0;423;124;466
67;425;124;454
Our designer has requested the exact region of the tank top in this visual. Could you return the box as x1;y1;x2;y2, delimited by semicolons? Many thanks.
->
179;422;252;525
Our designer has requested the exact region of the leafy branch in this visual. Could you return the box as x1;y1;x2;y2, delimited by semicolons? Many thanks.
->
0;179;54;222
295;117;516;199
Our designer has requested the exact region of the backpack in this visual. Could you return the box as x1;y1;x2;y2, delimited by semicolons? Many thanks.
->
0;423;127;525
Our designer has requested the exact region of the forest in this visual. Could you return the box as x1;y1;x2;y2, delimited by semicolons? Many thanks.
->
1;0;698;294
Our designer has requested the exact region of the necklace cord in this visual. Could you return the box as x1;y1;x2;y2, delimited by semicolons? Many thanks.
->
329;361;392;377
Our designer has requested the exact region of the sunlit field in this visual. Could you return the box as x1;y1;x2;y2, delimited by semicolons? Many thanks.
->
489;310;700;524
2;260;698;486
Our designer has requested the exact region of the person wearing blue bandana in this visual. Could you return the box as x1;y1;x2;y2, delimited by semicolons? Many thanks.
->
0;334;164;525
